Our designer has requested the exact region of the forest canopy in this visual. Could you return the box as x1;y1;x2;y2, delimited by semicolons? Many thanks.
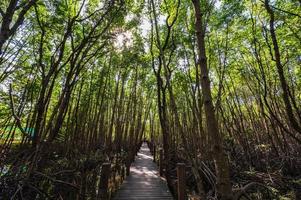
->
0;0;300;199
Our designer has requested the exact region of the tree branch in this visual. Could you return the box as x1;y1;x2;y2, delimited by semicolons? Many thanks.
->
9;84;28;136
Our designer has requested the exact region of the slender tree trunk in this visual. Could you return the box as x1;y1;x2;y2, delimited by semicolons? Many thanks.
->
264;0;301;136
192;0;233;199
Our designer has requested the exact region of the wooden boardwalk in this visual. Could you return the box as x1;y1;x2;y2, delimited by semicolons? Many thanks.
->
113;143;174;200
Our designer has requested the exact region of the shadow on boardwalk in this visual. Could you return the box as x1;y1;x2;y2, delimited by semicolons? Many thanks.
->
113;143;174;200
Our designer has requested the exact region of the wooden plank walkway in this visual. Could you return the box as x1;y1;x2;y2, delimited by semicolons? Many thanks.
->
113;143;174;200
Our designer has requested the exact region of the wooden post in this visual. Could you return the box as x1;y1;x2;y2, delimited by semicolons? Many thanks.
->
126;159;131;176
177;163;186;200
98;163;111;200
159;148;163;176
121;164;125;180
153;144;156;162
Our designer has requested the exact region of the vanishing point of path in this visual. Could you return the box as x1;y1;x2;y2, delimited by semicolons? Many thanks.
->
113;143;174;200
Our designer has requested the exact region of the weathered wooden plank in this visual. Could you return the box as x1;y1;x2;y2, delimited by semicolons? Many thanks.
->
113;143;174;200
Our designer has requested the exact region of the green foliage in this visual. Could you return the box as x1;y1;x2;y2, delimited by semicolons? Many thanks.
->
0;0;300;198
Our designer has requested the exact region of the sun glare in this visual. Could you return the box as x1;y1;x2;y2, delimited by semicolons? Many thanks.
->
114;31;133;50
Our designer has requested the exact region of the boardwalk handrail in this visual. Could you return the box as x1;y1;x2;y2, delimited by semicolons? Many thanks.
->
98;163;111;199
177;163;186;200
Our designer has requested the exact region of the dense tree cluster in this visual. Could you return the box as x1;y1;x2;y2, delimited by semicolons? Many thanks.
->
0;0;300;199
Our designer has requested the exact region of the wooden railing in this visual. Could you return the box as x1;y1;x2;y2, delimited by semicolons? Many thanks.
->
98;163;111;199
148;141;193;200
177;163;186;200
97;142;143;200
102;141;201;200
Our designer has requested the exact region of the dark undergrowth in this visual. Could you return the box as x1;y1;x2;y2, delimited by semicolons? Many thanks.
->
0;143;130;200
1;141;300;200
148;141;301;200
